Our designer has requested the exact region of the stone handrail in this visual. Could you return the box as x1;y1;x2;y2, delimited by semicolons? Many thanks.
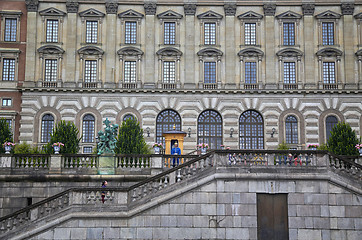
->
162;154;200;168
328;152;362;180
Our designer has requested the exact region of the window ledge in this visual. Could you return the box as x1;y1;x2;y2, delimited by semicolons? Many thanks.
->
199;44;221;48
80;43;102;46
41;42;63;45
159;44;181;47
240;44;262;48
120;43;142;47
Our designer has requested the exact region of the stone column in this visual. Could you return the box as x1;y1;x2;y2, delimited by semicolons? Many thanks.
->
264;4;276;89
184;4;196;89
302;4;315;89
341;3;355;89
144;2;157;88
65;1;79;87
224;4;236;89
104;1;118;88
24;0;38;85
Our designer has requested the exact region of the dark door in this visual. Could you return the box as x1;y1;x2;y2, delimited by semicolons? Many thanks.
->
257;193;289;240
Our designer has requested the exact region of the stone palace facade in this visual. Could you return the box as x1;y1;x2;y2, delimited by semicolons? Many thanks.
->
2;0;362;152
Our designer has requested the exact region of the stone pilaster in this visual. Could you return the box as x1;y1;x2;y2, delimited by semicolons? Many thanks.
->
342;4;355;88
144;2;156;88
224;4;236;89
184;4;196;89
24;10;37;84
105;13;117;87
303;4;316;89
264;4;276;88
65;11;78;86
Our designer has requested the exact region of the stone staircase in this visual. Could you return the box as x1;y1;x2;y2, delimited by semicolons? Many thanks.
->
0;150;361;240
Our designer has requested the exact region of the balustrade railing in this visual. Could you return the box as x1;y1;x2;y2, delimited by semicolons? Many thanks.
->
162;155;198;168
328;153;362;180
14;154;50;169
117;155;151;168
63;154;98;169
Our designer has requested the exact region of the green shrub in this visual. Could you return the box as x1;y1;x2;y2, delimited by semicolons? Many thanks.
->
115;119;151;154
327;122;359;156
277;141;290;150
45;121;82;154
317;144;328;151
0;118;13;153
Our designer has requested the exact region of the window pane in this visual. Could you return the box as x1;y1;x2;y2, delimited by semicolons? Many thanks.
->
323;62;335;84
123;114;136;121
283;62;296;84
83;146;93;153
285;115;298;144
163;61;175;83
198;110;222;149
204;23;216;45
2;98;12;106
124;61;136;83
239;110;264;149
83;114;95;143
322;22;334;45
245;23;256;45
5;119;12;130
245;62;257;84
125;21;137;44
156;110;181;146
326;115;338;141
46;19;59;42
4;18;17;42
204;62;216;83
84;60;97;82
86;21;98;43
2;59;15;81
41;114;54;143
44;59;58;82
283;23;295;46
164;22;175;45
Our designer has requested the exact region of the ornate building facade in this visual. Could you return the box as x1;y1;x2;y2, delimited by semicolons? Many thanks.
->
10;0;362;152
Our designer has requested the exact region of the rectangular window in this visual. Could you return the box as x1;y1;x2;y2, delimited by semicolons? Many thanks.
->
5;119;12;130
2;59;15;81
125;21;137;44
283;62;296;84
46;19;59;43
245;62;257;84
84;60;97;82
124;61;136;83
283;22;295;46
204;62;216;83
44;59;57;82
86;20;98;43
323;62;335;84
83;146;93;154
322;22;334;45
245;23;256;45
4;18;17;42
2;98;12;106
164;22;176;45
204;23;216;45
163;61;175;83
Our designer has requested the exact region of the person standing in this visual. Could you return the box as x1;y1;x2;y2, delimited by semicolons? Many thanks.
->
101;180;107;203
171;142;181;167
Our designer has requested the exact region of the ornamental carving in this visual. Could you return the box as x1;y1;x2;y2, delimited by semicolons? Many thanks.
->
224;4;236;16
316;48;343;57
263;4;276;16
302;4;315;15
341;3;354;15
105;1;118;14
197;48;223;57
156;47;182;57
117;47;144;57
184;4;196;15
276;48;303;58
37;45;65;55
25;0;39;12
78;46;104;56
238;48;264;58
144;2;157;15
66;0;79;13
237;11;263;20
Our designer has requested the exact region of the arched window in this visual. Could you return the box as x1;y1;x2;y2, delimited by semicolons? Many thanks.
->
197;110;222;149
83;114;95;143
156;109;181;145
326;115;338;141
239;110;264;149
123;114;136;122
286;115;298;144
41;114;54;143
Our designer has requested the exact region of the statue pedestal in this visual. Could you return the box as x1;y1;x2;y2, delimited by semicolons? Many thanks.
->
98;155;115;175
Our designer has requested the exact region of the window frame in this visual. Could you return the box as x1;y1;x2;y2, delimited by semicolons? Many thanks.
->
156;109;182;146
37;46;65;87
0;50;20;82
44;59;58;82
238;11;263;47
157;10;183;47
0;11;22;43
82;114;95;143
2;98;12;107
45;19;59;43
197;11;223;47
79;8;105;45
322;61;336;84
84;60;98;83
203;61;217;84
239;110;264;150
315;11;341;47
325;115;338;142
283;62;296;84
41;114;55;143
197;110;223;150
124;60;137;83
285;115;298;145
276;11;301;47
2;58;16;81
39;7;66;44
118;9;144;46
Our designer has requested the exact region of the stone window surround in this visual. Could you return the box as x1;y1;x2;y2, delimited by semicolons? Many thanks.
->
237;11;263;47
316;47;342;88
82;114;96;143
37;45;65;84
197;48;223;89
315;11;341;47
39;7;66;44
0;49;20;82
0;112;16;136
276;48;303;89
77;46;104;87
197;11;223;47
276;11;302;47
318;110;344;144
0;11;22;43
279;109;305;149
117;47;144;88
354;13;362;47
157;10;183;47
116;107;142;128
1;97;12;107
79;8;105;45
238;48;264;89
156;47;182;89
118;9;144;46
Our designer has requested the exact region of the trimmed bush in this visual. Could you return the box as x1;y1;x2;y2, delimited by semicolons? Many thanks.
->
277;141;290;150
327;122;359;156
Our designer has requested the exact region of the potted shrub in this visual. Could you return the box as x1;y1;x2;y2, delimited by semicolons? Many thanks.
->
307;144;319;150
198;143;209;154
52;142;64;154
152;143;163;154
3;142;15;154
